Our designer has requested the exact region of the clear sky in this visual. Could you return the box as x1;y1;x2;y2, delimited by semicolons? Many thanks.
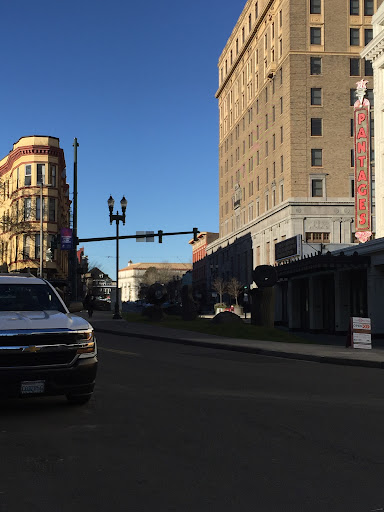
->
0;0;245;279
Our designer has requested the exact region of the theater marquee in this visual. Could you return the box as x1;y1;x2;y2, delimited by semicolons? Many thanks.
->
354;80;371;243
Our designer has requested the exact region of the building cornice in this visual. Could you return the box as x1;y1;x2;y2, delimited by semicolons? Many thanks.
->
361;30;384;61
0;144;66;178
216;0;274;99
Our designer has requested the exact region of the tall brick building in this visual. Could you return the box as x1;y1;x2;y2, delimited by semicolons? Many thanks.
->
207;0;382;286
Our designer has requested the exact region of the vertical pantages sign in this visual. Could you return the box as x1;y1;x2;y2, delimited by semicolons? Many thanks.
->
354;80;372;243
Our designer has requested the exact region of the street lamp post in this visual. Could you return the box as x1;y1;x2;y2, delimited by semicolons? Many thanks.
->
39;181;52;278
108;195;127;319
39;182;43;277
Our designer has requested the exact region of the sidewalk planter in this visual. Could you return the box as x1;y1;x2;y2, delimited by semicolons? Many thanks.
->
214;303;227;315
232;305;243;316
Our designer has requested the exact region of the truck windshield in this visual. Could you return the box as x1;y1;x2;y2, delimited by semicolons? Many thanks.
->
0;284;66;313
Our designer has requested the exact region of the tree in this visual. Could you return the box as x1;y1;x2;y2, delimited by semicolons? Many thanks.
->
227;277;243;306
212;276;227;304
141;266;174;287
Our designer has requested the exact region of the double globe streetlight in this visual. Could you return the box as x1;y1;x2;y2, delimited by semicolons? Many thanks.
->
107;195;127;319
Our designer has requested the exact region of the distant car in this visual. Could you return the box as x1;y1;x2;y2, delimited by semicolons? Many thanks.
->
93;298;111;311
0;274;97;404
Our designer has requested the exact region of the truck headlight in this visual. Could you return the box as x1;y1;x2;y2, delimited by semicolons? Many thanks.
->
76;330;97;358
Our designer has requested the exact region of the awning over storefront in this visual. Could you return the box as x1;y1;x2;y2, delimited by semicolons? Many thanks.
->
276;251;370;279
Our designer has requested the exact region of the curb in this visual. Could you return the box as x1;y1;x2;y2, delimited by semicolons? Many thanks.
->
94;327;384;370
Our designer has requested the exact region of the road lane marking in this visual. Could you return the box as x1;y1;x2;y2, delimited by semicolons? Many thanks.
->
98;347;141;357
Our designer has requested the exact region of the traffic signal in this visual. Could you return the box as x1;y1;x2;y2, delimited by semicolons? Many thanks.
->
158;230;163;243
50;234;60;251
193;227;199;242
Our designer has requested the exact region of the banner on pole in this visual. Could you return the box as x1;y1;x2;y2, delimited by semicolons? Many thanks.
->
60;228;73;250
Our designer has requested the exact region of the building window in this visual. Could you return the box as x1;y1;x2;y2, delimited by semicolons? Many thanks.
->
351;118;354;136
37;164;45;185
24;198;32;220
23;235;31;259
350;177;355;198
280;183;284;201
350;88;356;105
364;0;374;16
306;232;330;243
350;58;360;76
350;28;360;46
272;105;276;122
280;126;283;143
49;165;56;186
265;114;268;129
366;88;374;105
311;149;323;167
25;165;32;186
35;197;45;221
280;96;283;114
281;155;284;173
311;88;322;105
365;59;373;76
249;13;252;32
310;27;321;45
350;0;359;15
351;149;355;167
310;0;321;14
279;9;283;27
310;57;322;75
49;198;56;222
311;178;324;197
311;118;322;136
255;2;258;18
365;29;373;45
35;234;41;260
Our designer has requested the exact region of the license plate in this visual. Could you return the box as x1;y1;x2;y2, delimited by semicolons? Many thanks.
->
20;380;45;394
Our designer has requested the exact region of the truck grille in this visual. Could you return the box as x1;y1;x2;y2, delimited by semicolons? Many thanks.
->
0;332;80;347
0;351;77;368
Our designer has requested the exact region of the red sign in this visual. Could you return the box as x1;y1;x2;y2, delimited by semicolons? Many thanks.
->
354;100;371;234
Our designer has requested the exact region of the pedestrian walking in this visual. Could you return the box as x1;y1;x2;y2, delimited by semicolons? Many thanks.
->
83;294;95;318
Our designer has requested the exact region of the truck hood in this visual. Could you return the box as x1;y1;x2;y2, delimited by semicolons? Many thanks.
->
0;311;92;333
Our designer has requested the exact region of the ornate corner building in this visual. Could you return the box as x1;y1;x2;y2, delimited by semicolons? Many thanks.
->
208;0;382;283
0;135;70;280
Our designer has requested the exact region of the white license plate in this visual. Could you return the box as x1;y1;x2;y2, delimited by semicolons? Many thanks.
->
20;380;45;394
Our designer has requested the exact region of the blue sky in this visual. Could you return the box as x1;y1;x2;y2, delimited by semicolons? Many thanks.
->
0;0;245;279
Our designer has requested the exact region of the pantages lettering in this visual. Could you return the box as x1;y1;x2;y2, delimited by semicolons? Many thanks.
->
354;102;371;232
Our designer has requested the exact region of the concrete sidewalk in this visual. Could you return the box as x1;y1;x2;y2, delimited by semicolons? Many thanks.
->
81;310;384;369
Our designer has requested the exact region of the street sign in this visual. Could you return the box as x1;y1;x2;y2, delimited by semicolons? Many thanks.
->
351;317;372;349
136;231;154;242
60;228;73;250
275;234;302;262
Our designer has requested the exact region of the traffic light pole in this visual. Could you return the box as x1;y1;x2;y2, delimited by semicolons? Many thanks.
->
72;138;79;300
78;228;199;244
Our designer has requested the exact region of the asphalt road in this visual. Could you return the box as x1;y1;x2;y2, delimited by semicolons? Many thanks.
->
1;332;384;512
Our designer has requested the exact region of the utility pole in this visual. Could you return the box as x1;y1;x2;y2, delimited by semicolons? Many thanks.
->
72;138;79;300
